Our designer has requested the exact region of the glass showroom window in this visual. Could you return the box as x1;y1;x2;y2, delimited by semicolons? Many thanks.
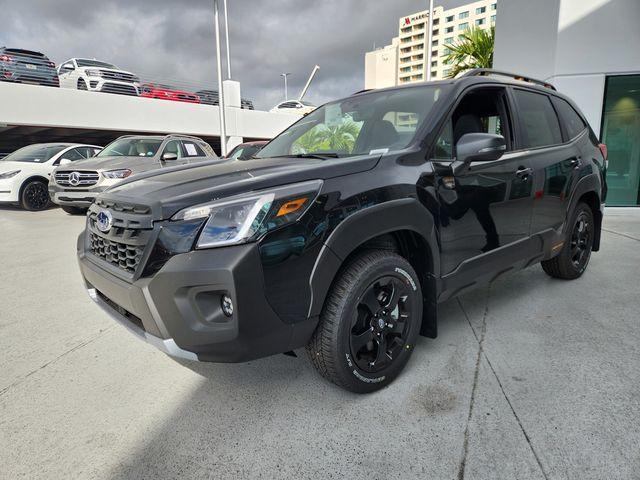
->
601;75;640;205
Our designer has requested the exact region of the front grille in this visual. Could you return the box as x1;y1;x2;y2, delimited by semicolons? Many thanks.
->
99;70;136;82
101;82;138;96
94;198;150;215
55;171;99;187
90;231;144;273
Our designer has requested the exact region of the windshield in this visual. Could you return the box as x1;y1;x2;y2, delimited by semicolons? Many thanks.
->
257;85;446;159
76;59;117;69
229;144;264;160
1;144;68;163
96;138;162;158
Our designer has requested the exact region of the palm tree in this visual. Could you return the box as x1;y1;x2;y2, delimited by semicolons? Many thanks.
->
443;26;495;78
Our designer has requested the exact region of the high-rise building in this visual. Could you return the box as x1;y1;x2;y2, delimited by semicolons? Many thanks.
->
365;0;497;88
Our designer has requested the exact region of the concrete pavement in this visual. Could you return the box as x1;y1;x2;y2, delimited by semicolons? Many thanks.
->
1;206;638;479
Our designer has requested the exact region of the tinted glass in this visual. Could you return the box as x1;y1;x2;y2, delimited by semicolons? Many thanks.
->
552;97;587;140
601;74;640;205
1;144;68;163
514;90;562;148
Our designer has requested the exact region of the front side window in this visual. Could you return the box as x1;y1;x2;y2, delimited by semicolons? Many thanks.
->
96;138;163;157
57;148;85;163
163;140;183;158
1;144;68;163
551;97;587;140
257;85;446;159
513;89;562;149
433;88;511;160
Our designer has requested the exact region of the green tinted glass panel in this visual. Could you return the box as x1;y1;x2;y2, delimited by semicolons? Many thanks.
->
602;75;640;205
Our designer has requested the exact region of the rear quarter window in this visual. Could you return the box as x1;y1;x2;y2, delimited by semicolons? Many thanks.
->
513;89;563;149
551;97;588;140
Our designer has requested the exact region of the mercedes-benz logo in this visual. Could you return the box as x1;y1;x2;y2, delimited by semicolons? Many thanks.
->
96;209;113;233
69;171;80;186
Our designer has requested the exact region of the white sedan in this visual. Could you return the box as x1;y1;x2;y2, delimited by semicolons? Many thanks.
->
0;143;102;211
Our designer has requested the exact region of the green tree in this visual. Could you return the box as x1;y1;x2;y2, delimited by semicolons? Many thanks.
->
444;26;495;78
295;119;362;153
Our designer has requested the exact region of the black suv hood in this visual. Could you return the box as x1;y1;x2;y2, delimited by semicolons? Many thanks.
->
100;154;381;220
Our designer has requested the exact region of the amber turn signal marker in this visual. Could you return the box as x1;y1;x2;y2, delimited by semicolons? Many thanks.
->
276;197;308;217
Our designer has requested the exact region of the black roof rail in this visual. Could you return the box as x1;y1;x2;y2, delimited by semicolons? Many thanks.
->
460;68;556;91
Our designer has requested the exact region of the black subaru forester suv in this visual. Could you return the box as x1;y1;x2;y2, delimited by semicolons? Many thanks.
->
78;70;607;393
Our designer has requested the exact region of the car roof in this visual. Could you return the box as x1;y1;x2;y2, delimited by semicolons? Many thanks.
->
351;69;561;101
115;134;204;142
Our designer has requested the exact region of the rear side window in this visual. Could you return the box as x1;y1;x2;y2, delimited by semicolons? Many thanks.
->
181;141;206;157
513;89;562;149
552;97;587;140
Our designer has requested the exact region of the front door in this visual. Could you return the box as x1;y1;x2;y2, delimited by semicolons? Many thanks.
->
432;86;535;279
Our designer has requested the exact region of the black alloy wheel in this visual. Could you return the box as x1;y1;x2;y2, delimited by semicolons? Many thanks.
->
541;202;594;279
307;249;422;393
20;180;50;211
350;276;413;373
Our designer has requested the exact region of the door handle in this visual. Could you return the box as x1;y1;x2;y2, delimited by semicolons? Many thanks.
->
568;157;582;168
515;167;533;179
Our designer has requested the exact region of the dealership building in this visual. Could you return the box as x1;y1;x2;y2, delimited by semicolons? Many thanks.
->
494;0;640;206
365;0;497;88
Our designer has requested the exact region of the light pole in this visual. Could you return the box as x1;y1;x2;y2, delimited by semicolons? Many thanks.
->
214;0;227;156
280;72;291;101
223;0;231;78
425;0;434;82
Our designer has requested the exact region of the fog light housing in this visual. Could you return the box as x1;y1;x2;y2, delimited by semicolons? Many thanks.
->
221;294;234;317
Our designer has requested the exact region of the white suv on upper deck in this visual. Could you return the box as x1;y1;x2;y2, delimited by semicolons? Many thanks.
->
57;58;140;96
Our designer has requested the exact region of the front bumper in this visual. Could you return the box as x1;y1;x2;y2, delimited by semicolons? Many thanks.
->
49;184;107;206
0;178;18;202
78;235;317;363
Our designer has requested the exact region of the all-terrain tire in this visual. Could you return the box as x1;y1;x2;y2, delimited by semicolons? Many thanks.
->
541;202;594;279
307;249;423;393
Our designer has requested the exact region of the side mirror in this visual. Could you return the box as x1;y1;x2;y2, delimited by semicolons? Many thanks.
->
162;152;178;161
452;133;506;174
58;158;72;166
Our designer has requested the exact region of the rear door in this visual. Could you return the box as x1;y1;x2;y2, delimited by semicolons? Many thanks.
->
511;88;580;234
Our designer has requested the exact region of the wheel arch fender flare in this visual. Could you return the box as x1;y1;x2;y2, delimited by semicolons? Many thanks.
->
566;173;603;251
19;175;50;195
308;197;440;322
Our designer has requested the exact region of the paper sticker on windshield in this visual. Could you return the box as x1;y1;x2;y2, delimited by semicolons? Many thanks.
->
369;148;388;155
325;103;342;127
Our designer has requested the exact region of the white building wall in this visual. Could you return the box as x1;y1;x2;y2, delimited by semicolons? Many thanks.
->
494;0;640;136
0;82;298;141
364;38;399;90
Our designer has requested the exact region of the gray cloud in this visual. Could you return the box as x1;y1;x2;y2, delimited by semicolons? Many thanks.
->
0;0;465;109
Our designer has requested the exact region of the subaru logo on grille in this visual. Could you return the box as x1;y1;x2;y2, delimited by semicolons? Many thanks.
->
96;209;113;233
69;171;80;186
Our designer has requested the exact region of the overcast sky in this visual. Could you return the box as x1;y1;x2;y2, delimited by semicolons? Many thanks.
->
0;0;466;110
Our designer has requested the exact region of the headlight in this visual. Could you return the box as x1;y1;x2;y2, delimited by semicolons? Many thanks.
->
86;69;101;77
172;180;322;249
102;169;132;179
0;170;20;179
